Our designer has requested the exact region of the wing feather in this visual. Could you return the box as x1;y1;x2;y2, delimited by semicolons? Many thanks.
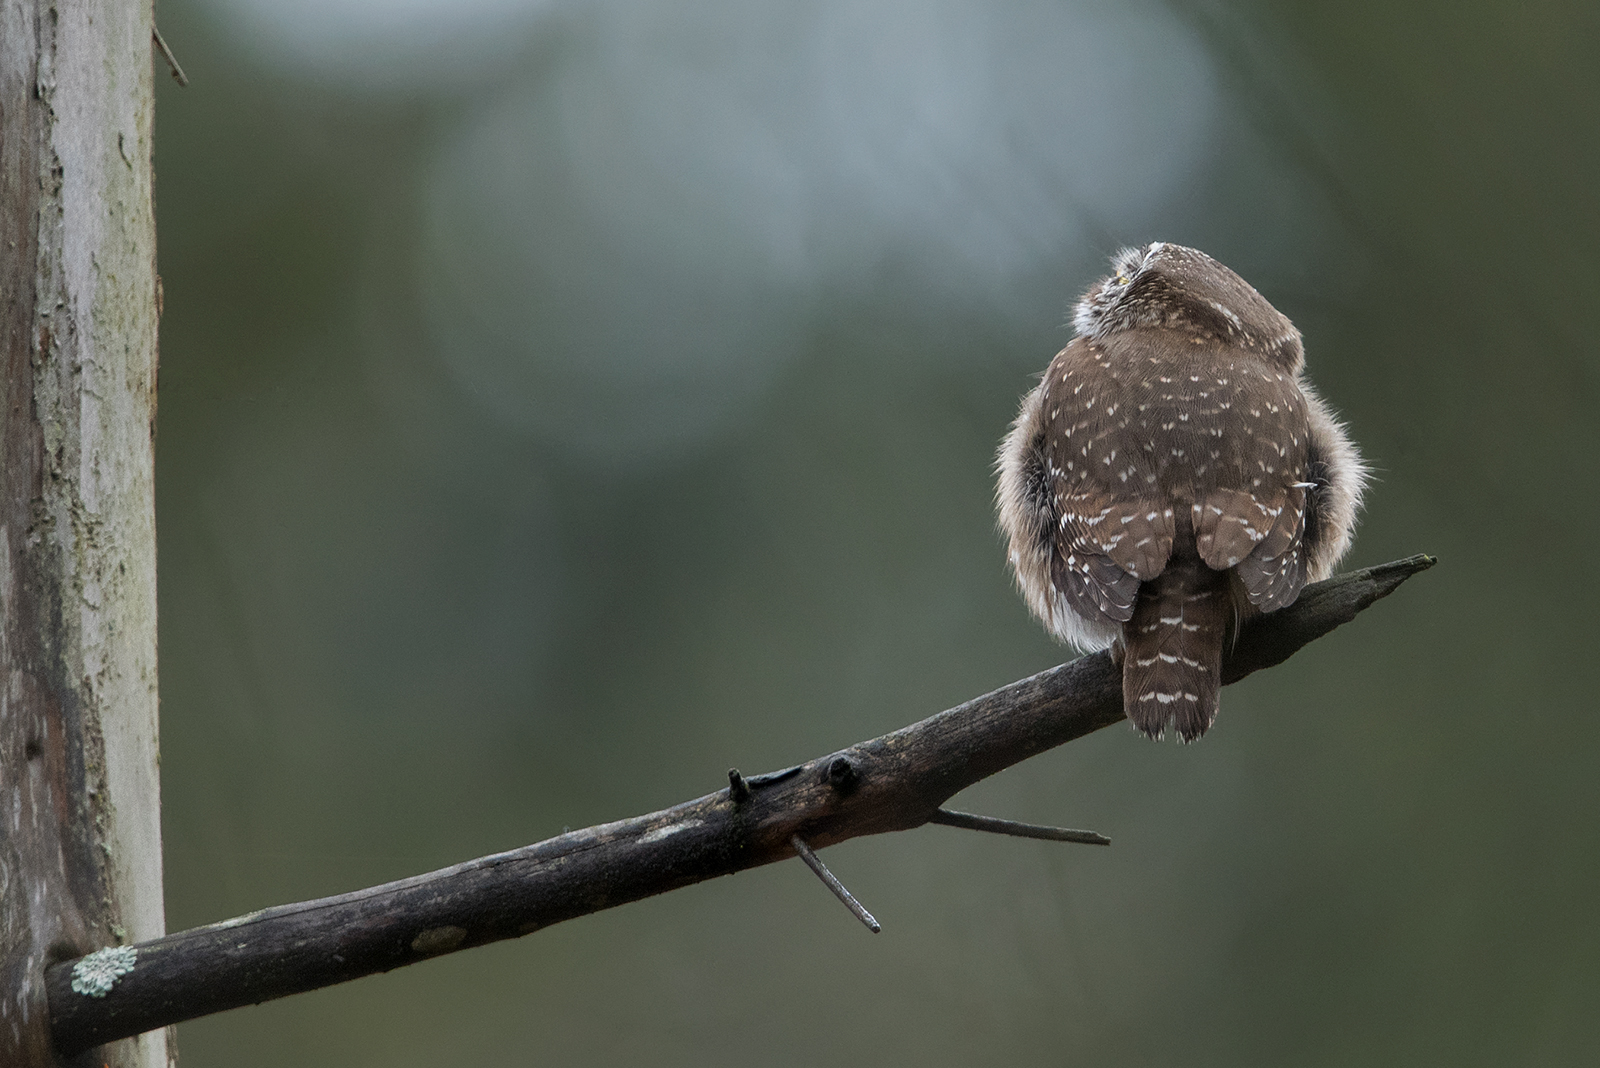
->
1051;489;1173;625
1195;484;1309;611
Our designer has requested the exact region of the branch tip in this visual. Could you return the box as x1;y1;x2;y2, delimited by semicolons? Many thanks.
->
790;835;881;933
928;809;1110;846
1360;553;1437;595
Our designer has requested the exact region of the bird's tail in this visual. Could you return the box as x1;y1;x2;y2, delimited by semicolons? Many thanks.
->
1122;531;1229;742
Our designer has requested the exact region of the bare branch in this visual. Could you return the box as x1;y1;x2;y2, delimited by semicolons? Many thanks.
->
45;555;1435;1055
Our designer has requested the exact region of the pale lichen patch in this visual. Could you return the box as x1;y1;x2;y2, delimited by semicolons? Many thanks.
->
638;819;702;844
70;945;137;997
410;925;468;956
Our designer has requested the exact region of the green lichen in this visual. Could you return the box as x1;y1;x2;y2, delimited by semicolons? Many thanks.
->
69;945;137;997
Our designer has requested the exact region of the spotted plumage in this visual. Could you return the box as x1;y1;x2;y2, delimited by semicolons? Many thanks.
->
997;243;1367;741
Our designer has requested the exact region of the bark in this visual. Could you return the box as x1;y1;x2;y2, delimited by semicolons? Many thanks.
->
0;1;166;1065
45;556;1431;1055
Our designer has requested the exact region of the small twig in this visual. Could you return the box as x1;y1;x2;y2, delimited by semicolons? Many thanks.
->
152;26;189;87
727;768;751;804
928;808;1110;846
790;835;881;933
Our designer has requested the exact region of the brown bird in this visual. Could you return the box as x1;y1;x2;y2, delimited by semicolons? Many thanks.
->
996;243;1367;741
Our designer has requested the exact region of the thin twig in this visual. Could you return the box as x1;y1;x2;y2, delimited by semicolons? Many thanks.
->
791;835;881;933
929;809;1110;845
152;26;189;87
43;555;1435;1055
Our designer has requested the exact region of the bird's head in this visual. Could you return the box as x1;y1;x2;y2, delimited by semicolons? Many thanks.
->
1072;242;1304;372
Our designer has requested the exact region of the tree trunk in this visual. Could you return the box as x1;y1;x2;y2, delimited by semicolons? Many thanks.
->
0;0;166;1064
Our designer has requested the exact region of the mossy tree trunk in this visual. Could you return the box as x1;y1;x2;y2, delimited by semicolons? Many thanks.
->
0;0;166;1064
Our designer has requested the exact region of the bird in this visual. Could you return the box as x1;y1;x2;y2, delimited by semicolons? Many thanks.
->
996;243;1367;741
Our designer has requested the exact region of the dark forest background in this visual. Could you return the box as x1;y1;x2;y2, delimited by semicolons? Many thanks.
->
151;0;1599;1063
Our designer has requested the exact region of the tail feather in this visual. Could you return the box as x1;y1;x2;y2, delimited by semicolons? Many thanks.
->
1122;532;1228;742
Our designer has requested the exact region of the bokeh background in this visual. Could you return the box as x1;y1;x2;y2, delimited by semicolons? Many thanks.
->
151;0;1599;1064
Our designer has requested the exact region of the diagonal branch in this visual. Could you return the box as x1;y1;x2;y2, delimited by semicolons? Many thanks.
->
45;555;1435;1055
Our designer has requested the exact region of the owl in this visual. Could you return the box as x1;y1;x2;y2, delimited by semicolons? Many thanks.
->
997;243;1367;741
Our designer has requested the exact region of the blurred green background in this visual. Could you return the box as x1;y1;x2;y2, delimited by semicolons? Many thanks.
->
151;0;1599;1064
